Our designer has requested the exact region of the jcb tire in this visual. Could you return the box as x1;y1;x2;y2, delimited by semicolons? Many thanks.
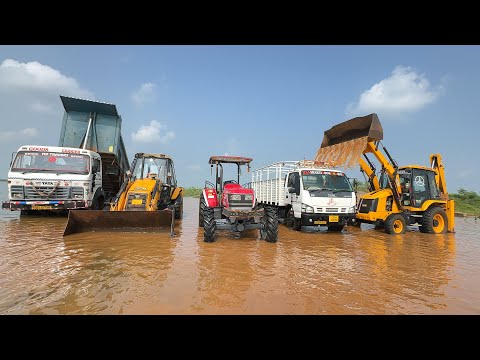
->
420;207;448;234
260;206;279;243
287;210;302;231
199;196;206;227
203;206;216;243
174;195;183;219
384;214;406;235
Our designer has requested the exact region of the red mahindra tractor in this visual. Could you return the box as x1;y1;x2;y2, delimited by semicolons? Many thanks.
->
199;156;278;243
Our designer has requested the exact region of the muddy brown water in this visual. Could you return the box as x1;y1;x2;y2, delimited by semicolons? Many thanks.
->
0;189;479;314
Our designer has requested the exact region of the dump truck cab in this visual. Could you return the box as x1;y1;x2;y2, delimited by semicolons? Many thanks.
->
2;145;104;213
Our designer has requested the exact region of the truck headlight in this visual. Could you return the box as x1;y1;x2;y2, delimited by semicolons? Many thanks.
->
244;194;253;200
349;206;356;213
301;203;314;213
230;194;241;201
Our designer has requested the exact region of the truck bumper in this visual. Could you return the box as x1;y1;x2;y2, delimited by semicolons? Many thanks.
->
301;213;355;227
2;200;87;211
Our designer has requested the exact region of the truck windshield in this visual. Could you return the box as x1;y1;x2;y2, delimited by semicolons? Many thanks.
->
133;157;169;182
302;172;353;192
12;151;90;175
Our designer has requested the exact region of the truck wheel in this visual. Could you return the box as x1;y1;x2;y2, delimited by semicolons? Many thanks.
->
384;214;406;235
203;206;216;242
174;195;183;219
260;206;278;243
199;196;206;227
91;198;100;210
420;207;448;234
287;210;302;231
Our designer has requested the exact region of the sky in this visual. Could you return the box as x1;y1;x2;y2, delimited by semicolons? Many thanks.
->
0;45;478;192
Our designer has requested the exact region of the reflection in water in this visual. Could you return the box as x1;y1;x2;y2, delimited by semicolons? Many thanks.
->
0;196;478;314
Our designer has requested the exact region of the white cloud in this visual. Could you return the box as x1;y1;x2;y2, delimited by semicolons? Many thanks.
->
131;120;175;144
131;82;156;106
346;65;443;118
457;169;472;179
0;127;39;141
0;59;93;99
188;164;201;171
0;58;94;177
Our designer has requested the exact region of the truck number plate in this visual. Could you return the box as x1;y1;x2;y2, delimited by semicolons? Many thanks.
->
329;215;339;222
314;220;327;225
32;205;53;210
131;199;143;205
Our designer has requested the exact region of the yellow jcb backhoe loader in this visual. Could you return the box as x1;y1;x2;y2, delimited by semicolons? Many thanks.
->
63;153;183;236
316;113;454;235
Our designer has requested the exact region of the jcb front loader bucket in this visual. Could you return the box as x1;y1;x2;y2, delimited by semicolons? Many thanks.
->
63;209;175;236
321;113;383;148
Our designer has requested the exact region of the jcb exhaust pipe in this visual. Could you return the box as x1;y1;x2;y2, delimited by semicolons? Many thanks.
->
321;113;383;148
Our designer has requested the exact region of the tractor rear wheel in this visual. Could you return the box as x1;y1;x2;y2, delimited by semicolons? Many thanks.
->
384;213;406;235
260;206;278;243
199;196;206;227
203;206;216;242
420;207;448;234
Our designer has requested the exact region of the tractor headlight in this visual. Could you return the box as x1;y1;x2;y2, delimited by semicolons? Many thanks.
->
301;203;314;213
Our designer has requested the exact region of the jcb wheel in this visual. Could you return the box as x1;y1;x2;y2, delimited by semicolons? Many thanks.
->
203;206;216;242
260;206;279;243
420;207;448;234
174;195;183;219
384;214;406;235
199;196;206;227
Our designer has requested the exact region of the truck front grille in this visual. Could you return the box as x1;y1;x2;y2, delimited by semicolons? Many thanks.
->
24;186;70;200
10;185;24;199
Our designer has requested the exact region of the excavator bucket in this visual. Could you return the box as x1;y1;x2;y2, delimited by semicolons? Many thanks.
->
320;113;383;148
63;209;175;236
316;113;384;168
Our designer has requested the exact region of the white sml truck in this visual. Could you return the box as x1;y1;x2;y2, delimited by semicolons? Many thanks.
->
251;160;356;231
2;145;104;213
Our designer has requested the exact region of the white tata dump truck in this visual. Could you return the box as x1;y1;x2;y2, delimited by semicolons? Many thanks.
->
2;145;106;213
250;160;357;231
1;96;129;214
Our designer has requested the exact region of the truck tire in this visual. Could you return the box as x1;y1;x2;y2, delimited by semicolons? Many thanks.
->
420;207;448;234
287;210;302;231
260;206;278;243
203;206;216;242
384;213;406;235
91;198;100;210
174;195;183;219
199;196;206;227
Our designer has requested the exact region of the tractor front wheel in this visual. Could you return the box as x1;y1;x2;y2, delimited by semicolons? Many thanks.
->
203;206;216;243
199;196;206;227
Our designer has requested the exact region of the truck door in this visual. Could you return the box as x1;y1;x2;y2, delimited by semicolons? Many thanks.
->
286;172;301;217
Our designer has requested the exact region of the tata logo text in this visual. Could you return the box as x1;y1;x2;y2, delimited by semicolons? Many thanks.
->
28;147;48;151
62;149;81;154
